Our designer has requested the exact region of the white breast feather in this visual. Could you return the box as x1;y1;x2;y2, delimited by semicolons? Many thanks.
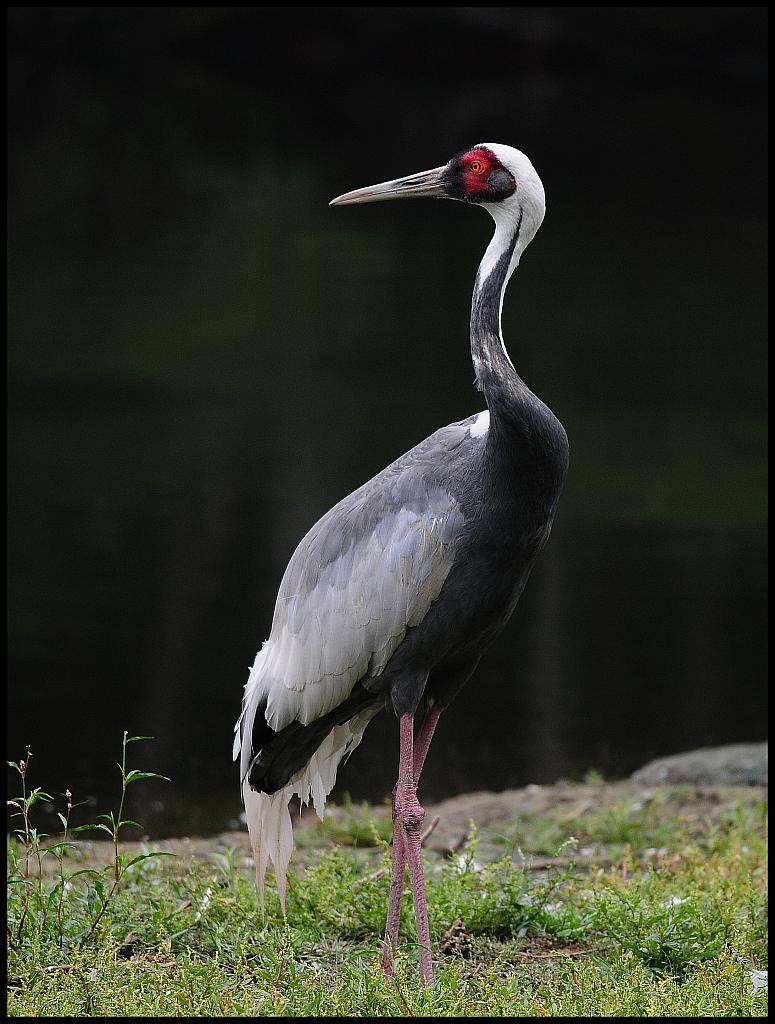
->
469;409;490;437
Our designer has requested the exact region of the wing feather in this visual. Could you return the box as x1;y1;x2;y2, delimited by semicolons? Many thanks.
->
236;477;464;779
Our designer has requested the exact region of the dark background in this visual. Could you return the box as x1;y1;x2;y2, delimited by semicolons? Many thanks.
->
8;8;767;836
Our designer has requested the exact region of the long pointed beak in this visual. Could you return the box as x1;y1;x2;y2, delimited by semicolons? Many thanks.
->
329;165;447;206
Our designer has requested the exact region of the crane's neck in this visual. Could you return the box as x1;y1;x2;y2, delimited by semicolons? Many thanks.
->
470;204;536;432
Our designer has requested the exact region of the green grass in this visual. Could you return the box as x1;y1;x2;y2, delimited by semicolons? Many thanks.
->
294;794;394;850
497;785;713;858
6;751;768;1016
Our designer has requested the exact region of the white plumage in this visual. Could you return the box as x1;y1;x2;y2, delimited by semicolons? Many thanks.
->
240;706;378;908
469;409;490;437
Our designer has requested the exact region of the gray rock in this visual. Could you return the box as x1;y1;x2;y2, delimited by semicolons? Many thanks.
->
632;743;768;786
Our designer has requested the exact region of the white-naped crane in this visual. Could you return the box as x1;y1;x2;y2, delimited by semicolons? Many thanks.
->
234;143;568;985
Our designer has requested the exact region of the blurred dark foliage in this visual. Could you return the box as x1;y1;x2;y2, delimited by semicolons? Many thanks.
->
8;7;767;244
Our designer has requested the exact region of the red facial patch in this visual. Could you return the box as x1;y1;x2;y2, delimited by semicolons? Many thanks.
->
460;148;499;195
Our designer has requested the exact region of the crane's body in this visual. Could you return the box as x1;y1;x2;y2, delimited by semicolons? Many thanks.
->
234;143;568;985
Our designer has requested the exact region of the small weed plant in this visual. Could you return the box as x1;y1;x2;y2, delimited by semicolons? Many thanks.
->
7;733;169;950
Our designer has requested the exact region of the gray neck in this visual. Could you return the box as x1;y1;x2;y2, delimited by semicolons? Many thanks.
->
470;206;533;429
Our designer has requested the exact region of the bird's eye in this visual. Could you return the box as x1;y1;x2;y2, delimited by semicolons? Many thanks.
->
469;160;485;174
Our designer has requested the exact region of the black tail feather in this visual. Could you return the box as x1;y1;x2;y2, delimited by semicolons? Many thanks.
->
247;684;382;795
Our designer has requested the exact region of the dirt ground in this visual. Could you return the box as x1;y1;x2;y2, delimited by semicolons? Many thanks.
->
49;771;766;875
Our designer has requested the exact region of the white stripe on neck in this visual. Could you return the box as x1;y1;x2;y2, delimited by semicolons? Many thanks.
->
476;206;523;371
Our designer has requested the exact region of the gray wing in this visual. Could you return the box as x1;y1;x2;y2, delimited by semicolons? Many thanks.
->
235;422;470;772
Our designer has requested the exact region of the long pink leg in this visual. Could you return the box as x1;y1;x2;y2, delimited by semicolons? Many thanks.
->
381;707;441;973
381;707;441;984
381;785;407;976
413;706;442;780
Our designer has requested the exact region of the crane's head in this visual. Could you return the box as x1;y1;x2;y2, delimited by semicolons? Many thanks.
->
330;143;545;241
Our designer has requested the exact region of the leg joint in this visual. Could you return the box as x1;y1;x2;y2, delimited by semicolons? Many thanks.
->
396;788;425;833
